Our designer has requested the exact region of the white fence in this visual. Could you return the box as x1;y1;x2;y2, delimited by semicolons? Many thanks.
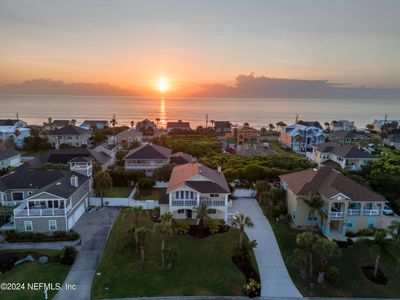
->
89;197;158;209
233;189;256;198
154;181;169;188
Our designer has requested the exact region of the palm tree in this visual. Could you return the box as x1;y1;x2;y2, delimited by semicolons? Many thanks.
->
155;118;160;125
132;206;147;230
110;114;117;127
130;120;135;128
370;230;389;278
300;192;327;229
193;204;210;228
315;238;340;283
163;244;179;270
92;171;113;206
232;213;254;245
135;226;151;269
268;123;275;131
71;119;77;126
210;120;215;128
296;232;319;278
161;212;173;224
48;117;52;125
154;222;174;269
388;220;400;240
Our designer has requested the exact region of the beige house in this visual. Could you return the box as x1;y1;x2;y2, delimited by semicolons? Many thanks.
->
159;163;231;222
114;128;143;149
225;123;260;151
280;167;386;239
47;125;90;148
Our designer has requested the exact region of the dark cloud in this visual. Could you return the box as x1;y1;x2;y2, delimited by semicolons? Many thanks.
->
188;73;400;99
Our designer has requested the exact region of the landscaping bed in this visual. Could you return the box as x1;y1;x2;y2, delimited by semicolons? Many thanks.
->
136;188;160;200
188;224;229;238
361;266;388;285
5;230;79;243
92;208;258;298
103;186;133;197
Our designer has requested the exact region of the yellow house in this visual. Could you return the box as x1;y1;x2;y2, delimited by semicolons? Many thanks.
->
280;167;386;238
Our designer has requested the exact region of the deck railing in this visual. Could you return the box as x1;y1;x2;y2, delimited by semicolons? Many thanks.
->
330;211;344;218
363;209;380;216
347;209;361;216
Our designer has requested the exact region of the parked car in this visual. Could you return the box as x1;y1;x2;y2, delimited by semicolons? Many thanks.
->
383;203;394;216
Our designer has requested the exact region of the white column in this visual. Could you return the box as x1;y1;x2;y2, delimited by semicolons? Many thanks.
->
224;211;228;224
224;194;228;206
197;193;200;206
168;193;172;207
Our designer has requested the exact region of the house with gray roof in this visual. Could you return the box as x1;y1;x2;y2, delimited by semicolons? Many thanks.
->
170;152;194;165
0;158;92;233
160;162;231;222
383;134;400;150
0;119;30;149
0;149;21;169
329;120;357;132
80;120;109;130
114;128;143;149
307;142;378;170
124;143;172;176
166;120;191;132
329;130;371;145
214;121;231;133
47;125;90;148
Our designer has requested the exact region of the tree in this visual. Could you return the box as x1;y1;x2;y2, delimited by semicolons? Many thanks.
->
71;119;77;126
153;164;175;182
155;118;160;125
300;192;327;228
268;123;275;131
390;121;398;132
48;117;52;124
388;220;400;241
370;230;389;278
210;120;215;128
295;232;319;278
295;135;303;152
92;171;113;206
163;244;179;270
120;139;129;150
193;204;210;228
132;206;147;230
315;238;340;283
110;114;117;127
130;120;135;128
135;226;151;269
154;221;174;269
232;213;254;245
366;124;374;131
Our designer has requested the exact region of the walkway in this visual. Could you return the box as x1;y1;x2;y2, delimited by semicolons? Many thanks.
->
54;207;119;300
230;198;302;298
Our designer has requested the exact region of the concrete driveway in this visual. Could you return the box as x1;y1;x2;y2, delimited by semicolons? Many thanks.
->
54;207;119;300
230;198;302;298
382;213;400;228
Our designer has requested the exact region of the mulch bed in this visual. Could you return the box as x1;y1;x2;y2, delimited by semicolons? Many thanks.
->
188;224;230;238
232;254;261;297
0;251;56;273
361;266;388;285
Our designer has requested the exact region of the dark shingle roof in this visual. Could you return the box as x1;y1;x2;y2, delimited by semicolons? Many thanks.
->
214;121;231;129
185;181;229;193
299;121;323;129
0;170;66;191
124;144;171;160
315;143;375;159
170;152;193;165
0;119;19;125
330;130;369;139
0;149;19;161
49;125;89;135
280;167;385;202
166;120;190;129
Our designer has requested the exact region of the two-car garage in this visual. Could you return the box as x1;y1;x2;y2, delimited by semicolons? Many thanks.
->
67;201;86;230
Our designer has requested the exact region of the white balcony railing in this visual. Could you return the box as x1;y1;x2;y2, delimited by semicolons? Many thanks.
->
200;199;225;206
171;199;226;207
13;202;71;217
330;211;344;218
171;200;197;207
363;209;380;216
347;209;361;216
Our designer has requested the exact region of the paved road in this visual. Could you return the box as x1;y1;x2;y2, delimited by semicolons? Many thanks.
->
230;198;302;298
54;207;119;300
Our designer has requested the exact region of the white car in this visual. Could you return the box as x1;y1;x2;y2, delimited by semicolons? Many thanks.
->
383;203;394;216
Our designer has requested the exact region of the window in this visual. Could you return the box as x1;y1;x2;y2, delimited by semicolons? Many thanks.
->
368;218;376;229
49;220;57;231
307;212;317;221
177;209;184;214
207;209;217;214
12;192;24;201
185;191;189;199
345;218;354;228
210;194;219;198
180;191;184;199
175;191;179;199
24;221;33;232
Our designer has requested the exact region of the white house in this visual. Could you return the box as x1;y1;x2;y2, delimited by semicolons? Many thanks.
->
0;119;31;149
0;149;21;169
159;163;231;223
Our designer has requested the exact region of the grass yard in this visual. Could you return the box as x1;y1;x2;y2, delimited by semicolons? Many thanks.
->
268;141;302;158
266;211;400;297
378;146;400;156
104;186;133;197
136;188;160;200
92;208;254;299
0;250;71;300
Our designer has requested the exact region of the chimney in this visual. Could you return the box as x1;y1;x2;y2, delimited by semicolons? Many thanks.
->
70;175;79;188
217;165;222;173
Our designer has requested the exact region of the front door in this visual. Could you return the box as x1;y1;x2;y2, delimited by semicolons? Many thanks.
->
186;209;192;219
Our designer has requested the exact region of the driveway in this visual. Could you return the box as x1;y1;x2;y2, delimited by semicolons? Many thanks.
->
382;213;400;228
230;198;302;298
54;207;119;300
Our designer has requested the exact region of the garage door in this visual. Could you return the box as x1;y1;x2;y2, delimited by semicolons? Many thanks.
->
67;201;86;230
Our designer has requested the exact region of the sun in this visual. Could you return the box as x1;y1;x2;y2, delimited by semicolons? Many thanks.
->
156;77;169;93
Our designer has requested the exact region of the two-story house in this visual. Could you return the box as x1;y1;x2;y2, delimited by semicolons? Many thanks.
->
329;130;371;145
159;163;231;222
124;143;172;176
80;120;109;130
280;167;386;239
43;120;71;131
1;159;93;232
371;119;400;132
280;122;326;153
225;123;260;151
113;128;143;149
166;120;191;133
47;125;90;148
214;121;231;133
329;120;357;132
306;143;378;170
0;119;31;149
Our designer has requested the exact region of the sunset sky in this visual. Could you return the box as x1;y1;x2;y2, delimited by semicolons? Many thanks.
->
1;0;400;95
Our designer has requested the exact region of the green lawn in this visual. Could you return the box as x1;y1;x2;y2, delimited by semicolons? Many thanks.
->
20;149;46;158
0;250;71;300
136;188;160;200
265;210;400;297
268;141;302;158
92;208;255;299
378;146;400;156
104;186;133;197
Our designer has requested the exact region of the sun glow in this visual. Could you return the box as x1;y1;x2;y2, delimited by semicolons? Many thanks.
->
156;77;169;93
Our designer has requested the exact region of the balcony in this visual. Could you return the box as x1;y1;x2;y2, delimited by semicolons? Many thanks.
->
347;209;361;216
170;199;226;207
330;211;344;218
363;209;380;216
200;199;225;206
171;199;197;207
13;202;72;217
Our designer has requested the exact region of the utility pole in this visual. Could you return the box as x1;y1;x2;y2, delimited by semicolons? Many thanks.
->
205;113;208;128
295;113;298;123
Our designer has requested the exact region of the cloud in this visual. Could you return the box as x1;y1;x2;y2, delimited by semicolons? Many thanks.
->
0;79;135;96
187;73;400;99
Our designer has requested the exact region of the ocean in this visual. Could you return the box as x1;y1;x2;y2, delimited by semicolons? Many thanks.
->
0;95;399;129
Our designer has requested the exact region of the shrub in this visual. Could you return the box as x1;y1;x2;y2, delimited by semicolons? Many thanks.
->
174;221;190;235
271;205;282;219
326;266;341;282
138;177;155;189
61;246;77;265
5;230;79;243
205;220;220;234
